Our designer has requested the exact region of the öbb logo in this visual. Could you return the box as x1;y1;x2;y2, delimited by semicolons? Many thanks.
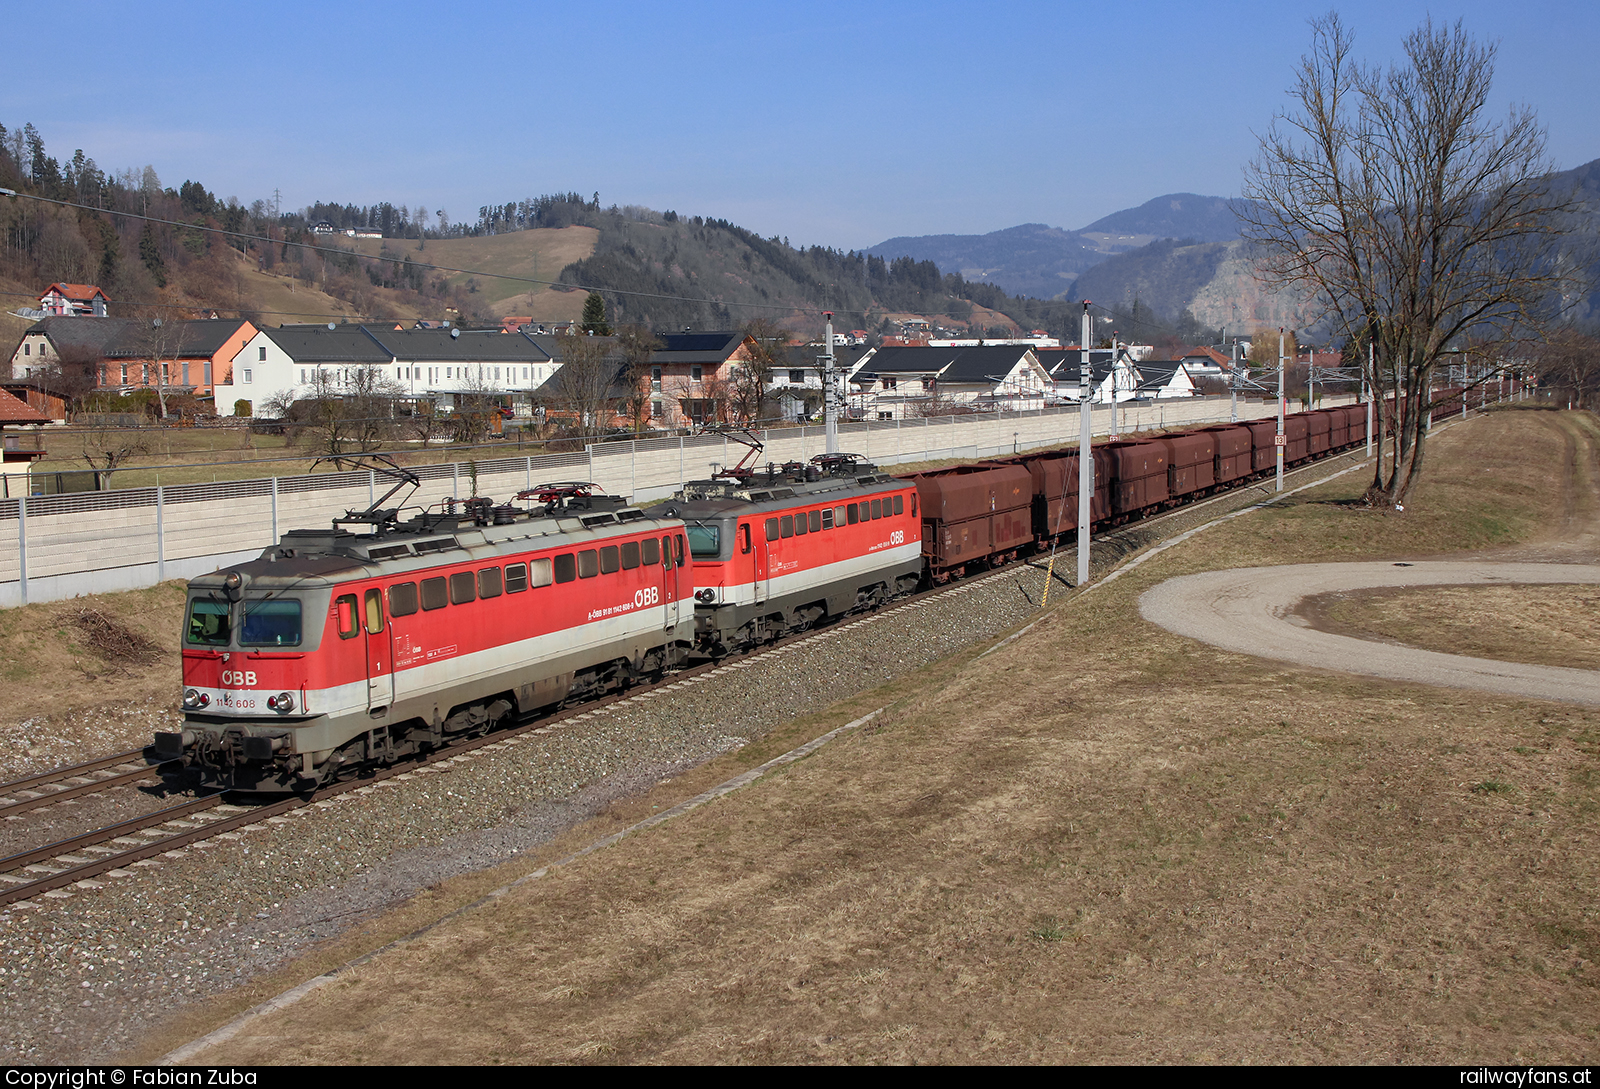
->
220;670;258;686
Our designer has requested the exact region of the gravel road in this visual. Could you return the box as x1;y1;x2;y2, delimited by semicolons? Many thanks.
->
1139;560;1600;705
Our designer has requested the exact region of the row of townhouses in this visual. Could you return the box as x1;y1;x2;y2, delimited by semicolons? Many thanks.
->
7;282;1239;430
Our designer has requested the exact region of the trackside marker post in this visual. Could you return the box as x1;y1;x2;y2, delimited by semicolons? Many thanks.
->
1276;328;1285;493
1077;302;1093;587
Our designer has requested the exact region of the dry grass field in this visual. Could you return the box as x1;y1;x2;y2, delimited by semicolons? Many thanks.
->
344;227;599;317
1308;584;1600;672
126;408;1600;1063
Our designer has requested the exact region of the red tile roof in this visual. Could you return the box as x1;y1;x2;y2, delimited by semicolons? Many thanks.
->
0;388;50;423
41;283;109;302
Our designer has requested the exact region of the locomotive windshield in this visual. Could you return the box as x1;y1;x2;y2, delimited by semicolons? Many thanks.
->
240;599;303;647
686;524;722;559
185;598;231;647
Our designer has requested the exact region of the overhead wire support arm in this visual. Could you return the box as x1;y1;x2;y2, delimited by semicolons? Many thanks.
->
315;453;421;527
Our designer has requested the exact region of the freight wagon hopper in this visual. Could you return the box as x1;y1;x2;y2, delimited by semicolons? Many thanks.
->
904;463;1033;581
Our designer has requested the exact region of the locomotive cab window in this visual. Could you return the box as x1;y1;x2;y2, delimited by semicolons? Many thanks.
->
675;535;684;565
363;589;384;634
505;563;528;594
186;599;231;647
478;567;503;598
641;538;660;566
893;495;904;515
389;582;418;617
765;518;779;542
240;599;301;647
421;577;448;610
687;524;721;559
335;595;359;640
739;524;752;554
577;550;599;579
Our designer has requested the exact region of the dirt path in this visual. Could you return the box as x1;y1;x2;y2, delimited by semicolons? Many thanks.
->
1139;560;1600;705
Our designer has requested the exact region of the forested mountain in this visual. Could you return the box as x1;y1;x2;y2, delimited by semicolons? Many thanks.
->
1078;193;1246;244
864;193;1249;300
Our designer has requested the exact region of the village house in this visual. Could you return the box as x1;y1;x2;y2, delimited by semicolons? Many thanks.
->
99;318;257;403
9;315;254;408
37;283;109;318
846;344;1051;420
213;323;557;417
0;388;50;499
643;331;760;427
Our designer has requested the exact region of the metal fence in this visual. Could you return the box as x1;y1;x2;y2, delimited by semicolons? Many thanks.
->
0;394;1349;608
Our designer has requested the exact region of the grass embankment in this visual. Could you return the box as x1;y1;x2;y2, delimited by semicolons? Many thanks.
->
131;408;1600;1063
28;424;565;491
0;583;186;777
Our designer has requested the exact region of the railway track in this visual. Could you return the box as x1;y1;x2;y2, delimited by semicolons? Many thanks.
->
0;748;170;819
0;445;1376;911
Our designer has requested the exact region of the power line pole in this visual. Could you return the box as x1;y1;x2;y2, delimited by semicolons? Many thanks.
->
1077;302;1093;587
1276;327;1286;492
823;311;838;454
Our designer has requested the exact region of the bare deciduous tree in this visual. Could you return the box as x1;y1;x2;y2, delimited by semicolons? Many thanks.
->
728;320;789;425
1533;327;1600;410
77;417;148;488
546;333;621;441
1240;14;1581;507
299;366;404;466
614;324;662;433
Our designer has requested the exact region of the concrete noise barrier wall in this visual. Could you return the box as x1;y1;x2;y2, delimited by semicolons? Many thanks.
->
0;395;1347;608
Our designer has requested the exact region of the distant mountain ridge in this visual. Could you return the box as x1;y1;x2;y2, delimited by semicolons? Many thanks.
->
864;193;1247;300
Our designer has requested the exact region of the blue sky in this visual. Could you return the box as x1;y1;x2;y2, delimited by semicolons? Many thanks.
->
7;1;1597;250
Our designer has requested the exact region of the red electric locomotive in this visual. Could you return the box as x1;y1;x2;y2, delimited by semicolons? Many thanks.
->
649;452;924;656
156;475;694;792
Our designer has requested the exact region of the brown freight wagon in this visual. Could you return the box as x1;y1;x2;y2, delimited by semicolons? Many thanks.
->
1320;407;1349;449
1245;418;1280;472
1307;411;1331;456
1101;439;1169;515
1161;431;1216;499
1197;424;1252;483
907;462;1033;577
1005;447;1114;540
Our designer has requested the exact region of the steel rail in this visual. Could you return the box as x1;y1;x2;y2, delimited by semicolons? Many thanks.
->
0;747;154;797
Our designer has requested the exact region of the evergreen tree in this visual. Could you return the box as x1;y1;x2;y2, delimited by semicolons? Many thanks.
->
139;224;167;287
582;291;612;335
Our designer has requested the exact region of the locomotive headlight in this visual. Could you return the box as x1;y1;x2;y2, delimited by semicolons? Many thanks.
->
267;692;295;713
183;688;205;709
695;589;716;603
